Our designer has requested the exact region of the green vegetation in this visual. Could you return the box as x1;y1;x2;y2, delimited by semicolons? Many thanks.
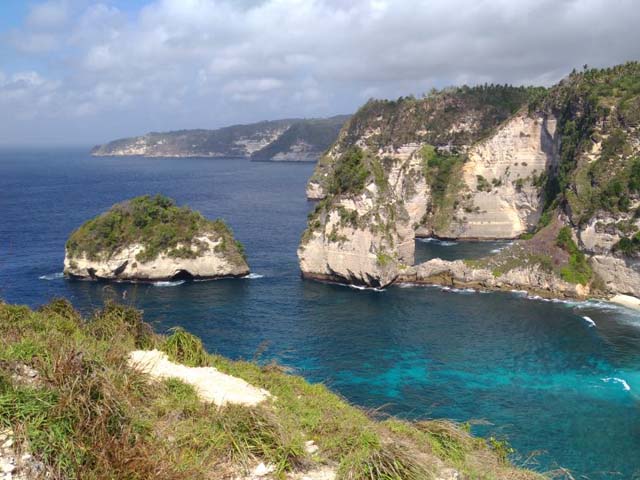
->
533;62;640;224
337;206;359;228
420;145;465;231
66;195;246;265
250;116;349;161
337;85;544;154
376;251;393;267
475;175;492;192
613;232;640;257
556;227;592;285
328;147;371;195
0;300;542;480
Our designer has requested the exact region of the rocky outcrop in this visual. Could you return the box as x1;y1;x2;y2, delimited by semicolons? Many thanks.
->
64;195;249;282
590;255;640;297
64;235;249;281
298;184;414;288
92;116;349;162
299;89;557;286
299;63;640;296
399;257;589;298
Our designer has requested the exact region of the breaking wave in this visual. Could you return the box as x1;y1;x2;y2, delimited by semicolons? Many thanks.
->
152;280;186;287
602;377;631;391
39;272;64;281
244;273;265;279
418;238;458;247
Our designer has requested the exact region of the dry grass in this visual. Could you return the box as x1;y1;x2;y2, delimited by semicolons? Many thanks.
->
0;299;545;480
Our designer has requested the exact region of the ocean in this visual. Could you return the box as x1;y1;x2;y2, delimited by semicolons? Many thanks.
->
1;147;639;478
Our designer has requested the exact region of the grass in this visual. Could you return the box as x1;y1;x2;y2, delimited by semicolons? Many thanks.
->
66;194;247;266
0;299;544;480
555;227;592;285
328;147;370;195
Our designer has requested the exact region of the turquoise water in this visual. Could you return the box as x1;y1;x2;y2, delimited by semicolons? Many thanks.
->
1;148;639;478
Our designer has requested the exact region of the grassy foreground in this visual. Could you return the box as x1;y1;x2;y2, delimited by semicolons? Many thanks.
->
0;299;544;479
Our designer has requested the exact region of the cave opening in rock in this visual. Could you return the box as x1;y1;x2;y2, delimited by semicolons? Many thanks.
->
171;269;194;281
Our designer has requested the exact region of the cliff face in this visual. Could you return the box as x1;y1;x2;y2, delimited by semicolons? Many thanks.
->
91;116;348;162
299;86;550;286
442;113;558;238
64;234;249;281
307;86;541;199
64;195;249;281
299;63;640;297
298;182;414;288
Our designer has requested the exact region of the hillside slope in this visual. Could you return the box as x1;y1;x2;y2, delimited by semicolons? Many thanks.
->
299;62;640;295
0;299;542;480
91;116;349;162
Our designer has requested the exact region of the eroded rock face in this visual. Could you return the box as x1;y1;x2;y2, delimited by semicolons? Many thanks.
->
64;234;249;281
590;255;640;297
299;111;558;287
440;113;558;238
298;187;414;288
399;257;588;298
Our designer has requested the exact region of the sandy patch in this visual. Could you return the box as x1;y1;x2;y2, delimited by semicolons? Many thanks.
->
128;350;270;407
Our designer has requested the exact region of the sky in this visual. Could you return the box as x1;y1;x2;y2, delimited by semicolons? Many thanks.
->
0;0;639;146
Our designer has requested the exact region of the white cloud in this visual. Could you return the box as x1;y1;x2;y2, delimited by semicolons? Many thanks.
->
1;0;640;144
26;0;70;29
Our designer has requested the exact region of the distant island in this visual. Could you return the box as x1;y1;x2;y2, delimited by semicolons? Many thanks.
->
91;115;350;162
64;195;249;281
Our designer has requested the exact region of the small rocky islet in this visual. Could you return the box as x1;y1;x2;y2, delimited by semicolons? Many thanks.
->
64;194;249;282
298;62;640;304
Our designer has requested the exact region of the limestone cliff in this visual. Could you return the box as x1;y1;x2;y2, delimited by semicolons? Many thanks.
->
299;62;640;298
299;85;551;286
91;116;348;162
64;195;249;281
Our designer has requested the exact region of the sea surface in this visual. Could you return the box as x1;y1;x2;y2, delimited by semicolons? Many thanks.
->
1;147;640;479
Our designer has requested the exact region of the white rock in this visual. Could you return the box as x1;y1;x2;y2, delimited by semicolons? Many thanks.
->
252;462;275;477
0;460;15;474
304;440;319;455
128;350;270;407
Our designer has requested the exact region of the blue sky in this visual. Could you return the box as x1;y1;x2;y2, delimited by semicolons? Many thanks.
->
1;0;639;145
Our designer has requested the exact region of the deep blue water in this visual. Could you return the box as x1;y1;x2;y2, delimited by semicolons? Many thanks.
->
1;148;640;479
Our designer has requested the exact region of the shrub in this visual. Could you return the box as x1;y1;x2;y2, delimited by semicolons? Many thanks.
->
421;145;464;207
66;195;245;265
328;147;370;195
556;227;592;285
476;175;492;192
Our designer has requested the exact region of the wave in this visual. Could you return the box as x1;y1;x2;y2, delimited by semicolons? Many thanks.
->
244;273;265;279
39;272;64;281
602;377;631;391
417;238;458;247
152;280;185;287
445;287;477;294
582;316;596;327
490;242;512;253
347;283;385;292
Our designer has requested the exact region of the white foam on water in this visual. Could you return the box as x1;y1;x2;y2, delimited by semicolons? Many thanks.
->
582;316;596;327
417;238;458;246
152;280;185;287
39;272;64;280
346;283;385;292
450;287;477;294
602;377;631;391
510;289;528;296
244;273;264;279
